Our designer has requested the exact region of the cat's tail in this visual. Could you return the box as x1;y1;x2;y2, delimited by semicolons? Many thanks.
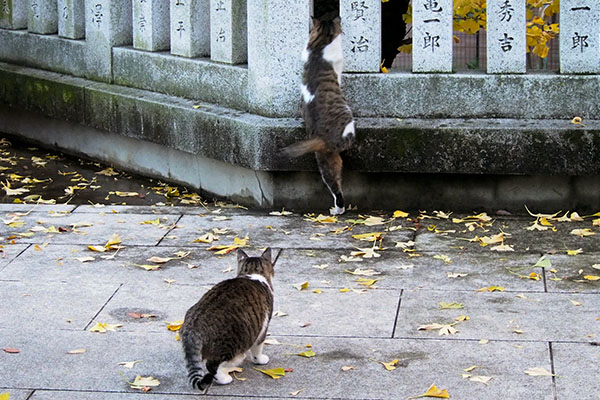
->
183;333;215;391
280;138;326;158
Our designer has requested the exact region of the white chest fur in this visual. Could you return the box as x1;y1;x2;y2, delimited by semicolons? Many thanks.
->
322;34;343;84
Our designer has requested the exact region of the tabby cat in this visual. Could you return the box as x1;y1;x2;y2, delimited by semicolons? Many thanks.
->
281;15;355;216
180;248;274;391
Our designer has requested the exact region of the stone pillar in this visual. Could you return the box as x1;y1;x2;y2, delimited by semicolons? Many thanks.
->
340;0;381;72
486;0;525;73
84;0;132;81
58;0;85;39
210;0;247;64
247;0;309;117
0;0;28;29
560;1;600;74
170;0;209;58
412;0;452;73
132;0;169;51
28;0;58;34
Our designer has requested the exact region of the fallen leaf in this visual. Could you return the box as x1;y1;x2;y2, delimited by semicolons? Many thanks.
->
571;116;584;126
166;320;184;331
439;302;464;309
350;246;381;259
469;375;492;385
477;286;505;292
304;214;338;224
273;310;288;317
89;322;122;333
584;275;600;281
2;347;20;353
96;167;119;176
434;254;452;264
297;349;315;358
490;243;514;252
370;358;399;371
194;232;218;243
339;255;363;262
339;288;350;293
74;256;95;263
592;264;600;270
409;384;450;399
567;248;583;256
352;232;384;241
312;289;322;294
479;339;489;344
141;218;161;225
464;365;480;372
146;256;174;264
342;365;355;371
397;264;415;270
534;256;551;268
524;367;554;376
289;388;305;396
254;367;286;379
269;209;293;216
571;228;595;238
344;267;381;276
114;191;139;197
118;360;142;369
132;263;160;271
2;181;29;196
130;375;160;390
569;299;583;306
67;348;87;354
293;281;309;291
447;272;468;278
312;263;328;269
363;216;387;226
393;210;409;218
0;393;9;400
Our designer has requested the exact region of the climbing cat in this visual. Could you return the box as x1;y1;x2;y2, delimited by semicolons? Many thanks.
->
282;15;355;215
180;248;274;391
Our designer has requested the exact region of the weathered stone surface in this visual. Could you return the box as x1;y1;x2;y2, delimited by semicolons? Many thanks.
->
132;0;170;51
247;0;309;117
170;0;209;58
412;0;452;72
58;0;84;39
0;0;28;29
112;47;248;111
341;0;381;72
210;0;247;64
27;0;57;34
560;0;600;73
486;0;526;74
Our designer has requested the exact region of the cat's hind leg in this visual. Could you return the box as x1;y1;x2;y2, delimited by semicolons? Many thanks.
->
249;341;269;365
213;354;246;385
315;152;345;215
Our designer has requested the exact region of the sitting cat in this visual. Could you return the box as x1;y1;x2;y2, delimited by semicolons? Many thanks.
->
281;15;355;216
180;248;274;391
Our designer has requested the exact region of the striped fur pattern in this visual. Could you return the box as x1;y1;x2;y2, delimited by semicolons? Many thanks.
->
180;248;274;391
281;15;355;216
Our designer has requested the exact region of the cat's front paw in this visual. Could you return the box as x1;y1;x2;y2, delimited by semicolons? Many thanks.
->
252;354;269;365
330;206;345;215
214;372;233;385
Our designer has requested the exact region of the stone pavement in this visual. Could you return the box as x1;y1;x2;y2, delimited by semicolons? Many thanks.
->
0;202;599;400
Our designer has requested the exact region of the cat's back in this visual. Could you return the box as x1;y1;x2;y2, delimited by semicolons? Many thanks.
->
182;276;273;332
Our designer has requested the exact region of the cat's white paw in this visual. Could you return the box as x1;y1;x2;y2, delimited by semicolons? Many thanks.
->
214;372;233;385
252;354;269;365
330;206;345;215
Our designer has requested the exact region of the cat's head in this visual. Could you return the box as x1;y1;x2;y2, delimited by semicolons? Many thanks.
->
237;248;275;284
308;15;342;50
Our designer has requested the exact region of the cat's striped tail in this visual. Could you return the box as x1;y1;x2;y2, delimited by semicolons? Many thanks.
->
280;138;326;158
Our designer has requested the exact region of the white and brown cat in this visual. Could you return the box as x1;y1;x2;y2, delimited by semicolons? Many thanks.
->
282;16;355;215
180;248;274;391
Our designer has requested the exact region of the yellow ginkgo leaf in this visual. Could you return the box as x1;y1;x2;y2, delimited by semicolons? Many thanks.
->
344;268;381;276
297;349;315;358
130;375;160;389
571;116;584;126
584;275;600;281
141;218;160;225
524;367;554;376
0;393;9;400
439;302;464;309
118;360;142;369
89;322;122;333
570;229;595;237
477;286;505;292
352;232;384;241
166;320;184;331
393;210;409;218
194;232;218;243
293;281;309;291
409;384;450;399
88;245;107;253
254;367;286;379
105;233;122;249
566;248;583;256
356;278;378;287
339;288;350;293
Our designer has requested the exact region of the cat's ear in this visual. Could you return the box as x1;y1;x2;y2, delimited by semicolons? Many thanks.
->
310;16;319;30
237;248;249;263
261;247;272;262
333;16;341;24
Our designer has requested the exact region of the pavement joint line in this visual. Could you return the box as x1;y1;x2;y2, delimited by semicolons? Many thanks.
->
391;336;597;345
548;342;558;400
273;247;283;266
542;266;549;293
390;288;404;339
155;213;184;247
83;283;124;331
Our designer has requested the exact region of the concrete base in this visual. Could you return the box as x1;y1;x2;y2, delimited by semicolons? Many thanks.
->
1;61;600;212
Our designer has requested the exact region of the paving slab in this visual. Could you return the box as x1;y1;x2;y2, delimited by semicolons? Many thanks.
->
162;214;412;250
0;211;176;246
0;330;553;399
552;342;600;400
415;216;600;254
92;280;400;338
277;249;543;291
395;290;600;342
0;243;29;273
0;390;32;400
29;392;286;400
545;254;600;293
0;280;120;331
